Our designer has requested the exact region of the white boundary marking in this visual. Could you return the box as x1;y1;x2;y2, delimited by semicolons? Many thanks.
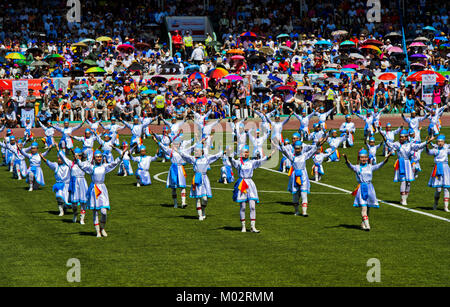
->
260;167;450;223
153;168;347;195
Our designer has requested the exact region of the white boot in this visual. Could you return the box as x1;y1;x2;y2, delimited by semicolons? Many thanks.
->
250;220;260;233
58;205;64;216
363;216;371;231
101;228;108;237
80;214;85;225
28;184;33;192
302;203;308;217
241;221;246;232
136;182;140;187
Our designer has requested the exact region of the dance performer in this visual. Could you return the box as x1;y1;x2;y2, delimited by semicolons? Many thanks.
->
229;145;275;232
59;147;89;224
381;129;435;206
342;150;391;231
426;134;450;212
76;150;124;237
19;142;52;191
176;143;223;220
339;115;355;148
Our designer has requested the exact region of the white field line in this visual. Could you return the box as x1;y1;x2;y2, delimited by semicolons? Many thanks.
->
260;167;450;223
152;168;346;195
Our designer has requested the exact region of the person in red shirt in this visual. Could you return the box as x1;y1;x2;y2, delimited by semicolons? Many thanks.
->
278;57;289;72
172;30;184;52
350;34;359;46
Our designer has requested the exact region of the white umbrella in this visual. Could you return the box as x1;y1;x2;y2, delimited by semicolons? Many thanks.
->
349;53;365;59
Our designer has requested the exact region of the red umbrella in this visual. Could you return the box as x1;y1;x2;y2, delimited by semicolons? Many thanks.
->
231;55;245;60
117;44;135;52
406;70;446;83
343;64;359;69
360;39;383;46
378;73;397;81
274;85;296;92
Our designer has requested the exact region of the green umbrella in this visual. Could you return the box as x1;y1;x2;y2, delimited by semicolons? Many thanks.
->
276;34;289;39
81;59;98;66
85;67;106;74
340;40;356;46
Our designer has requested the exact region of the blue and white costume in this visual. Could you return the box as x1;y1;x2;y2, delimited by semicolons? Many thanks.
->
45;160;71;206
401;113;428;135
53;121;84;149
327;134;345;162
38;120;55;147
20;147;50;188
339;118;355;147
248;128;270;158
122;119;152;148
230;156;269;203
158;142;188;189
95;134;115;163
346;160;387;208
100;119;125;146
293;111;314;141
115;146;134;176
179;150;223;199
58;150;88;205
424;106;447;136
385;139;427;182
314;108;334;129
427;143;450;188
131;152;158;186
220;151;235;184
356;112;374;138
76;157;122;210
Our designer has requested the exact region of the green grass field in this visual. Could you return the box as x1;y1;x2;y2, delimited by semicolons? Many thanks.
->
0;128;449;287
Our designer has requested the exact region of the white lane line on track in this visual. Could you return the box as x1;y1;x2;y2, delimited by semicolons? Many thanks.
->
152;168;347;195
260;167;450;223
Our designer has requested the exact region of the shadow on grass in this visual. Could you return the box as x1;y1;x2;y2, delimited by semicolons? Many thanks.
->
178;215;199;220
277;211;294;215
277;201;294;207
326;224;362;230
217;226;242;231
415;206;442;211
160;204;175;208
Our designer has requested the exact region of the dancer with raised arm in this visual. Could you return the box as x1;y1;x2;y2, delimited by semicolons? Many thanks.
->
342;150;391;231
76;149;124;237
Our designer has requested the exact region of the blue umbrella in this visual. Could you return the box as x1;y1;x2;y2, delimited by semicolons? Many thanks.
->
268;74;283;83
315;40;332;46
141;89;157;95
423;26;437;32
435;36;449;42
277;34;289;39
185;64;200;71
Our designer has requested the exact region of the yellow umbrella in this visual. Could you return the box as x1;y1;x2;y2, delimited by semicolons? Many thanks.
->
5;52;26;60
71;42;88;48
96;36;113;42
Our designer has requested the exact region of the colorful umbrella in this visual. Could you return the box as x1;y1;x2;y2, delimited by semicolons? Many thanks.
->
423;26;437;32
85;67;106;74
135;42;151;49
117;44;135;52
240;32;257;38
322;68;339;73
406;70;445;83
226;49;245;54
231;55;245;60
340;40;356;47
360;45;381;54
387;46;403;53
274;85;295;92
343;64;359;69
279;46;294;53
5;52;27;60
378;73;397;81
141;89;157;95
410;54;427;58
360;39;383;46
72;42;88;48
45;54;65;61
414;36;430;42
207;68;228;79
409;42;426;47
188;72;206;80
340;68;356;73
331;30;348;36
96;36;113;42
259;46;274;55
80;38;96;44
276;34;290;39
223;74;243;81
315;40;332;46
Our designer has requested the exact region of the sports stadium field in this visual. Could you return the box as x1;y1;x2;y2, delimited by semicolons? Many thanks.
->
0;129;449;287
